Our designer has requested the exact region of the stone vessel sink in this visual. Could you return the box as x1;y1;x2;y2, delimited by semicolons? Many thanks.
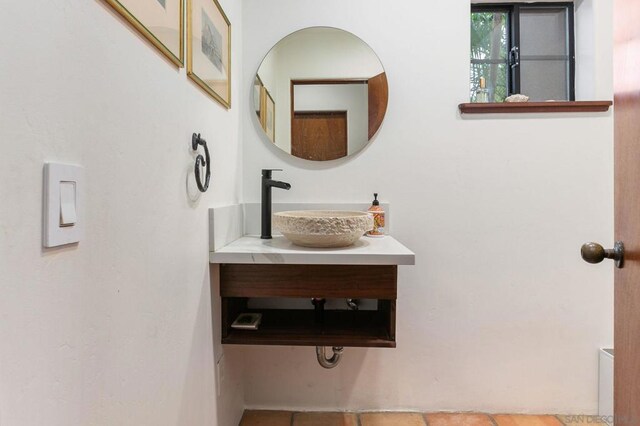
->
273;210;374;248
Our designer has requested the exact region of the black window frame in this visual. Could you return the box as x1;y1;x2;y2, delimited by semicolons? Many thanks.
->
471;2;576;101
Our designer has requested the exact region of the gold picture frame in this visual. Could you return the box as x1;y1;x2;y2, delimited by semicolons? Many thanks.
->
262;87;275;143
254;75;265;120
104;0;184;67
187;0;232;108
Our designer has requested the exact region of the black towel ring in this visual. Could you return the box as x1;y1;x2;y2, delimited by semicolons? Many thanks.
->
192;133;211;193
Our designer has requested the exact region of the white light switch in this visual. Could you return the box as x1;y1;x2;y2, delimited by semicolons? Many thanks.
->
59;181;77;226
44;163;84;247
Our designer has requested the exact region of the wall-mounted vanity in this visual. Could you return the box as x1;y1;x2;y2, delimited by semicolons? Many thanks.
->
209;204;414;353
212;235;414;349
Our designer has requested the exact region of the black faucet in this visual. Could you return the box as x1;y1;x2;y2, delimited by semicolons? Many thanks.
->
261;169;291;239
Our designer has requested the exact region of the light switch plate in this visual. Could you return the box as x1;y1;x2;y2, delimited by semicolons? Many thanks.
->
43;163;84;247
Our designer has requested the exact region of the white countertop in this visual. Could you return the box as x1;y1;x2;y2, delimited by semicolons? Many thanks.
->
209;235;415;265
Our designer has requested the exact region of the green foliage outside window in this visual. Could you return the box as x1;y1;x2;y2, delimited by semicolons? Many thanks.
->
471;12;508;103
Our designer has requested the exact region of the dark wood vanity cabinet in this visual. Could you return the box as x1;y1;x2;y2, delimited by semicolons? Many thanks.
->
216;264;398;348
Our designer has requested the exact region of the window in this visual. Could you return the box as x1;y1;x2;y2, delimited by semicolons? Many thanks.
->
470;2;575;102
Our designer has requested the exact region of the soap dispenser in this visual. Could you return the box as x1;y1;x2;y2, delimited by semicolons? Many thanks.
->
366;193;385;237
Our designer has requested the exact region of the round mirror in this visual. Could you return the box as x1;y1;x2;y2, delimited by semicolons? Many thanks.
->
253;27;388;161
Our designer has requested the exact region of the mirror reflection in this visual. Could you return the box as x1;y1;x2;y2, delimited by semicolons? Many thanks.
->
254;27;388;161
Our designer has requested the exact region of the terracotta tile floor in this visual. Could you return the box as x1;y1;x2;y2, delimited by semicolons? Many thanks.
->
361;412;426;426
426;413;495;426
240;411;610;426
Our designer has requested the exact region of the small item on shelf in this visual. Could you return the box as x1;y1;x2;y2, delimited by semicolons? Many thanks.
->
475;77;489;103
366;193;385;238
231;313;262;330
505;94;530;103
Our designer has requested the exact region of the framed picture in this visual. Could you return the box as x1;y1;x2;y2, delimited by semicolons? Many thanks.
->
263;87;275;143
187;0;231;108
254;75;264;120
104;0;184;67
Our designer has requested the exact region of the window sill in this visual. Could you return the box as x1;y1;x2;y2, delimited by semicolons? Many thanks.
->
458;101;613;114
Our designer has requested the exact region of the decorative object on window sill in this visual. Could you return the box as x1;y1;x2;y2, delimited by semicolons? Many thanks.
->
475;77;489;103
192;133;211;192
103;0;184;67
459;100;613;115
187;0;231;108
505;94;530;103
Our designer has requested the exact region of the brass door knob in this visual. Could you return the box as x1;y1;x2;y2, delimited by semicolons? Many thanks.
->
581;241;625;269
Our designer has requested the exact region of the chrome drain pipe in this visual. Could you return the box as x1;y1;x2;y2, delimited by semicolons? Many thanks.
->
316;346;344;369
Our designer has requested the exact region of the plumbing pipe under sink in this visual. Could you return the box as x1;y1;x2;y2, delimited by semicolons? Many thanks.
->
316;346;344;369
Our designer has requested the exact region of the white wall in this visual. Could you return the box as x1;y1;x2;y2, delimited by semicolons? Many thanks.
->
576;0;614;100
0;1;244;425
242;0;613;414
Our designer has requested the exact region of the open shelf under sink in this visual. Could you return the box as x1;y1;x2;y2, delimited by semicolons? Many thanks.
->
221;306;396;348
215;263;398;348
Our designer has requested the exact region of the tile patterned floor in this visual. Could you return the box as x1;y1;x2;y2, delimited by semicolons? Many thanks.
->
239;411;610;426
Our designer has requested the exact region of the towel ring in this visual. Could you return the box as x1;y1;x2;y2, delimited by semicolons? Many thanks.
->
192;133;211;193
